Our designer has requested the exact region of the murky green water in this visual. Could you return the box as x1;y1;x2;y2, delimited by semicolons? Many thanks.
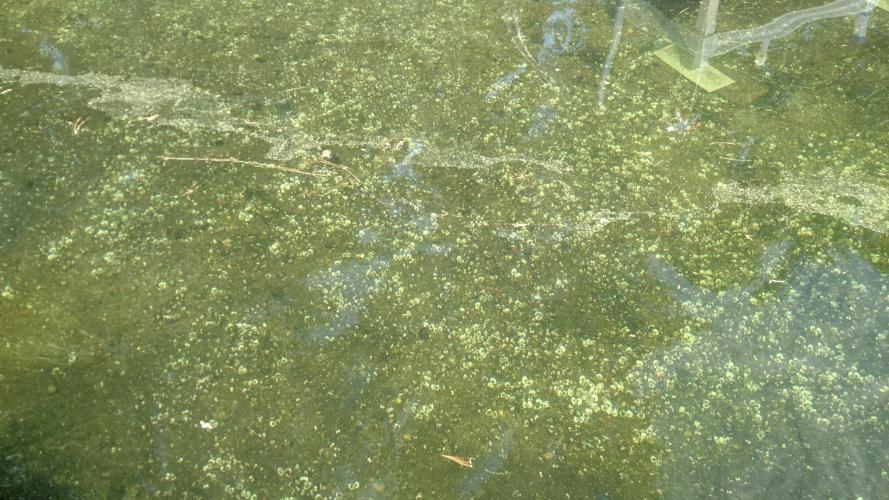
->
1;0;887;498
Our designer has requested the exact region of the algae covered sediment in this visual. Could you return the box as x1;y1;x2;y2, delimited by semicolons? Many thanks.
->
1;0;887;498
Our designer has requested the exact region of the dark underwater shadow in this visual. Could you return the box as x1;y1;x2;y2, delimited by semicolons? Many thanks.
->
0;450;74;500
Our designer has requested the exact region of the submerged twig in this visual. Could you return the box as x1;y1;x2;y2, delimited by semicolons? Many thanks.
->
511;13;537;66
316;157;362;182
597;0;627;112
158;155;322;177
511;12;554;79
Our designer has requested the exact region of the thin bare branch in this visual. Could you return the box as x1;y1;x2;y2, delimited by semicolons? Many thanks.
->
158;155;323;177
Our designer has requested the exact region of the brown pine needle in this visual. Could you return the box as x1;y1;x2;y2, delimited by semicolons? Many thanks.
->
441;454;473;468
72;116;87;135
158;155;321;177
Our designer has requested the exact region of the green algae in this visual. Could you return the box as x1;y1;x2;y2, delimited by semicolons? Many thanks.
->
1;1;888;498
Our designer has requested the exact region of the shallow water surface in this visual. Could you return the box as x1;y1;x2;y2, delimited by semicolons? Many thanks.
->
1;0;887;498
